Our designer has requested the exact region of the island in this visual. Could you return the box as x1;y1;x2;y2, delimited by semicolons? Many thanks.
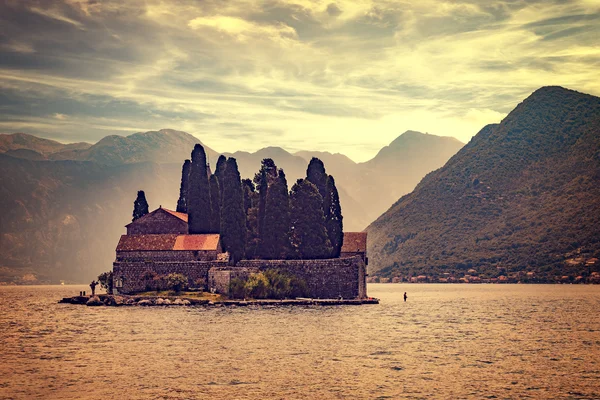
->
61;144;377;306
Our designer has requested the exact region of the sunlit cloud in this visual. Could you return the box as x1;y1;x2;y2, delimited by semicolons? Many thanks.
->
0;0;598;161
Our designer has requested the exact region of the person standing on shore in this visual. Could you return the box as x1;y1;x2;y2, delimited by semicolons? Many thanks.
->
90;280;98;296
404;292;407;302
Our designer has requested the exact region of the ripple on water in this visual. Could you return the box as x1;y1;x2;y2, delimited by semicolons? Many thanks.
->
1;284;600;399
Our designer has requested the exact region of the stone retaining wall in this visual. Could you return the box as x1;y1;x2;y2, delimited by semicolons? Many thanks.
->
208;267;259;295
116;250;217;262
113;256;367;299
236;256;367;299
113;260;227;294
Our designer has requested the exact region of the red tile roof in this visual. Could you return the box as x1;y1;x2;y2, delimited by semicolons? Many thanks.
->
116;234;178;251
341;232;367;253
162;208;188;223
116;234;220;251
125;207;188;227
173;234;220;250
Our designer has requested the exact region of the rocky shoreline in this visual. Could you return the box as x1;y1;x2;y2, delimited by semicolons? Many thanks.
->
58;294;380;307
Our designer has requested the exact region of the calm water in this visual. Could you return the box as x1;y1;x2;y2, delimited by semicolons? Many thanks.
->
1;284;599;399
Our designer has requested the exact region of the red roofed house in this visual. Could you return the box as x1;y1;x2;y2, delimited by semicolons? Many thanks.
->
113;207;224;294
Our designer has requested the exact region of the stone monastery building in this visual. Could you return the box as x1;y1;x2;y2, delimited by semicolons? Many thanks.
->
113;207;368;299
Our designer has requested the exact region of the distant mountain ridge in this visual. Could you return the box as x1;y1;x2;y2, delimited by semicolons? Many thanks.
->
367;86;600;281
0;132;91;158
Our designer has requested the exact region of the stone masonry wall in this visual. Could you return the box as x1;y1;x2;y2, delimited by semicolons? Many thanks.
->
208;267;259;295
113;256;367;299
113;260;227;294
236;256;367;299
116;250;217;262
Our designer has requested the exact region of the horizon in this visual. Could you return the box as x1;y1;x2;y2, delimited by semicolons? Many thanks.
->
1;1;599;162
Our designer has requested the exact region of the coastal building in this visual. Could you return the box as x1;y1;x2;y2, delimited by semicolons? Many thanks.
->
112;207;368;299
340;232;368;265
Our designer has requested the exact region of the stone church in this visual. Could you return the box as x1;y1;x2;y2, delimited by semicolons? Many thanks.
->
113;206;368;299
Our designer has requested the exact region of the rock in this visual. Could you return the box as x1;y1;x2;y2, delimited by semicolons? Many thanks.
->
137;299;153;306
125;298;136;305
182;300;191;306
156;298;165;305
172;298;183;306
163;299;172;305
86;296;103;306
104;295;125;306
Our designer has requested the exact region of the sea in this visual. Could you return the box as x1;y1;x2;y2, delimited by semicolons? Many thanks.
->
1;284;599;399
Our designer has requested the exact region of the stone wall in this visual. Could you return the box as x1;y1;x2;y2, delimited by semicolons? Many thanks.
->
340;251;368;265
236;256;367;299
208;267;259;295
127;211;187;235
116;250;218;262
113;260;227;294
113;256;367;299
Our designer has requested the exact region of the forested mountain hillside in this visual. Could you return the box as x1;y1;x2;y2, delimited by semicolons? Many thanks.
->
0;155;181;283
367;86;600;282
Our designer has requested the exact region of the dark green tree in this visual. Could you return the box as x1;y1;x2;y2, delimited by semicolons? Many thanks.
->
132;190;149;221
306;157;328;202
326;175;343;257
260;169;292;259
289;179;333;259
188;144;212;234
257;169;268;242
242;179;260;259
220;158;247;264
215;155;227;199
209;174;221;233
252;158;278;186
176;159;191;213
242;178;255;214
253;158;278;243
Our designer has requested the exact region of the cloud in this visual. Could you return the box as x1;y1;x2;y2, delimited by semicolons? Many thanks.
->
326;3;342;17
0;0;599;161
188;15;298;42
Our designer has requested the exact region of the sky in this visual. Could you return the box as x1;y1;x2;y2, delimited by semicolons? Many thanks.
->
0;0;599;162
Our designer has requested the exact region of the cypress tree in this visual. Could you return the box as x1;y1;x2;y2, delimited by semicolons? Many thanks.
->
306;157;328;203
326;175;343;257
242;179;260;259
176;159;191;213
188;144;212;234
242;179;255;214
132;190;149;221
220;158;246;264
261;169;292;259
289;179;332;259
253;158;277;185
257;169;268;242
215;155;227;199
209;174;221;233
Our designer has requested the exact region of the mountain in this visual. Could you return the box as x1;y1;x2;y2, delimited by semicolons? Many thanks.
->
356;131;464;224
51;129;220;165
367;86;600;281
0;154;181;283
0;132;91;155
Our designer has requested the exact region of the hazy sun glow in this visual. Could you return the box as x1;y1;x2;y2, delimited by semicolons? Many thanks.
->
0;0;598;161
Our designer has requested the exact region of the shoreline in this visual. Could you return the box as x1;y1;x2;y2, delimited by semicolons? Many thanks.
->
58;294;380;307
